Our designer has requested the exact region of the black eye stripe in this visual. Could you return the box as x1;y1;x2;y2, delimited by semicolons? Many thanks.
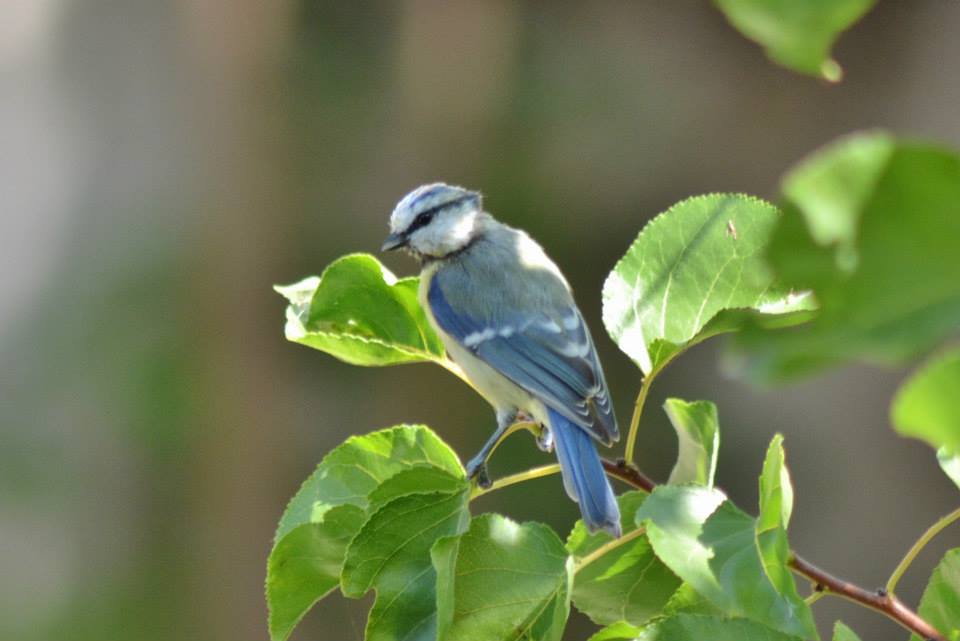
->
406;195;473;234
407;209;438;233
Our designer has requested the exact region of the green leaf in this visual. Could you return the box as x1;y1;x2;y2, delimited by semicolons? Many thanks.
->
833;621;863;641
568;492;681;627
366;465;466;509
341;490;471;641
276;424;463;541
635;613;803;641
665;399;720;487
756;435;799;605
662;583;721;617
635;485;817;640
713;0;876;81
937;448;960;492
603;193;814;375
892;348;960;454
275;253;446;366
736;133;960;379
432;514;572;641
266;427;465;641
911;548;960;641
588;621;642;641
266;505;366;641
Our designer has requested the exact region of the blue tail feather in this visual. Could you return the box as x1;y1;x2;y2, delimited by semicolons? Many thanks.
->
548;408;621;537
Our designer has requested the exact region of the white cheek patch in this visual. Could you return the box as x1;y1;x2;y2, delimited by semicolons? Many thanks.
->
412;210;478;256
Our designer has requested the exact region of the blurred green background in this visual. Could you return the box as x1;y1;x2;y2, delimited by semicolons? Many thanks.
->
2;2;958;640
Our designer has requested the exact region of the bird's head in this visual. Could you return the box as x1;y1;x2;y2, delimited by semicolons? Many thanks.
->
382;183;484;260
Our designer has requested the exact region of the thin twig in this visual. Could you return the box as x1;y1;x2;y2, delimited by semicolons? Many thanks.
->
470;463;560;499
887;506;960;595
574;526;647;574
597;456;947;641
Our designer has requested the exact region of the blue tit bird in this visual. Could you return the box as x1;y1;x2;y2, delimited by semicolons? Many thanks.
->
382;183;621;536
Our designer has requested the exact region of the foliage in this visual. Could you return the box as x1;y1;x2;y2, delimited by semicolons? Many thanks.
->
733;133;960;380
712;0;877;80
892;348;960;456
912;549;960;641
602;193;814;377
274;254;446;367
566;492;680;628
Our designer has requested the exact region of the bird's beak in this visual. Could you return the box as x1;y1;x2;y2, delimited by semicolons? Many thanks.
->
381;231;407;252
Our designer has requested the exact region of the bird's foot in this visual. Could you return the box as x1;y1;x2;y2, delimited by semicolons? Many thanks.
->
465;457;492;489
535;424;554;453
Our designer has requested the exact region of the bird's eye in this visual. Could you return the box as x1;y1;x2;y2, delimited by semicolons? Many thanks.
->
410;209;437;232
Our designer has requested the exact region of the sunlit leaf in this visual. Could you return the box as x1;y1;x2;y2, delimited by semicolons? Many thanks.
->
603;193;813;375
833;621;863;641
367;465;467;510
276;424;463;540
665;399;720;487
892;348;960;454
432;514;572;641
267;425;463;641
635;613;803;641
568;492;681;626
937;448;960;492
910;549;960;641
635;485;817;639
756;435;799;604
735;133;960;379
342;489;471;641
713;0;876;81
662;583;720;617
275;253;446;366
266;505;365;641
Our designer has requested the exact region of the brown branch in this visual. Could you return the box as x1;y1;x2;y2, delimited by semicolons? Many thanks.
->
600;457;946;641
602;458;656;492
788;555;945;641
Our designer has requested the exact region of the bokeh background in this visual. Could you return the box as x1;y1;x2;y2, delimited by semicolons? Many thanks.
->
2;2;959;640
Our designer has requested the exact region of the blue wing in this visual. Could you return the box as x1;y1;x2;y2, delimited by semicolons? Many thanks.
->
428;275;618;446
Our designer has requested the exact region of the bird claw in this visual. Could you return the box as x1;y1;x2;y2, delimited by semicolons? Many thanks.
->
535;425;554;452
465;458;492;489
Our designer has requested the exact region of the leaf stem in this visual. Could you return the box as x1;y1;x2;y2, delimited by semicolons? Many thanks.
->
623;374;653;465
574;526;647;574
886;505;960;596
470;463;560;500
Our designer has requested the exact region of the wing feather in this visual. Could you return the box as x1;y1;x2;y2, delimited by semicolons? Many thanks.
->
428;275;618;445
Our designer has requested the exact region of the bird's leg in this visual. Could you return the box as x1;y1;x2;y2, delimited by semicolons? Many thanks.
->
465;408;518;489
508;409;554;452
535;423;553;452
